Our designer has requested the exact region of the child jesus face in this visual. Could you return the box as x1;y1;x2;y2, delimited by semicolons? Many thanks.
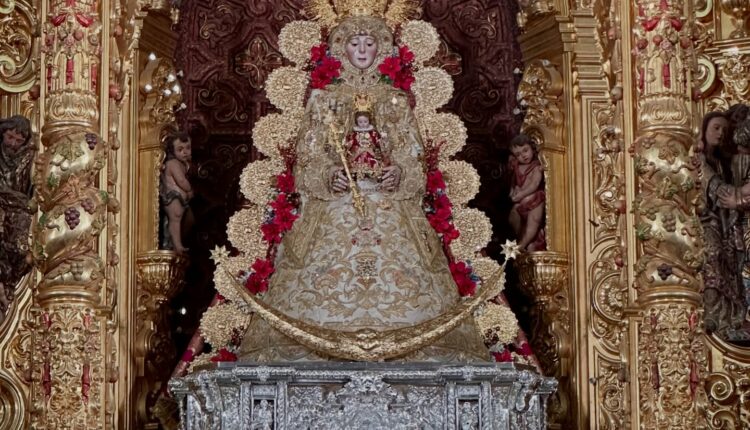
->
356;114;370;129
173;138;192;163
511;143;534;165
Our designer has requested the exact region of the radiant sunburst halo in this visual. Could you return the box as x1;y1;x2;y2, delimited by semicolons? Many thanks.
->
501;240;520;261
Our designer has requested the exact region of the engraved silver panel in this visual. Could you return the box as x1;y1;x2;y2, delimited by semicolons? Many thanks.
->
170;362;556;429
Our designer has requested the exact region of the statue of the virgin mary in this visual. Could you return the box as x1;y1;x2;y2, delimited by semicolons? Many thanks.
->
200;0;527;366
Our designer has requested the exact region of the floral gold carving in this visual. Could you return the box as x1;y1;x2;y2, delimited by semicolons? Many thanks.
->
518;59;563;149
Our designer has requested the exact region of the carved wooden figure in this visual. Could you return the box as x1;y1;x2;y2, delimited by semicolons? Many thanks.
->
160;131;194;254
0;115;34;321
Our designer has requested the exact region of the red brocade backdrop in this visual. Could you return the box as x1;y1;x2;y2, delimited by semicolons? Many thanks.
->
171;0;525;356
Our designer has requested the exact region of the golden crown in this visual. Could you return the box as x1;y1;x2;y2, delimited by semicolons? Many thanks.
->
306;0;421;29
353;93;374;113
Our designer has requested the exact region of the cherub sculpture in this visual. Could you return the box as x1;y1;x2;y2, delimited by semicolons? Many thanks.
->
159;131;193;254
508;134;546;251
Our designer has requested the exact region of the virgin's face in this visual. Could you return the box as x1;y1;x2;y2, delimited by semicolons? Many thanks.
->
705;116;728;149
345;35;378;70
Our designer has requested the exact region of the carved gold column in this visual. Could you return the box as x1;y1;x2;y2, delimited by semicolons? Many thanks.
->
626;0;707;427
30;0;116;427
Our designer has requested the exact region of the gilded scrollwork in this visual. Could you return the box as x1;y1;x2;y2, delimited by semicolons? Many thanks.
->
719;53;750;105
517;59;563;146
0;0;38;93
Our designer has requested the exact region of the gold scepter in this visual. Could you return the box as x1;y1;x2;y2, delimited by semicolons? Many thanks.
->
328;118;366;217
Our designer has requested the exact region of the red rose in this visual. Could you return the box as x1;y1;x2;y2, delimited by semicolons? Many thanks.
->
210;348;238;362
276;171;296;194
245;273;269;295
434;193;452;211
399;46;415;64
492;349;513;362
310;43;327;63
251;258;275;279
378;56;402;80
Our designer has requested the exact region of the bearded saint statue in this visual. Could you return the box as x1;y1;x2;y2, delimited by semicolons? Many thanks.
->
238;13;491;362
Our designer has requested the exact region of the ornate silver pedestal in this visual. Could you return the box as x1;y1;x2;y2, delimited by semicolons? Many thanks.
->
169;362;556;429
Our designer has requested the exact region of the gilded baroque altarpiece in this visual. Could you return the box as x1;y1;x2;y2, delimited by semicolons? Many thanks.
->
0;0;748;428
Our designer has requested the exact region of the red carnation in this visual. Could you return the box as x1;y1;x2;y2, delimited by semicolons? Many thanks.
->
443;225;460;243
251;258;275;279
276;172;295;194
319;57;342;78
426;170;446;192
378;56;402;80
261;221;283;243
310;43;328;63
492;349;513;362
399;45;415;64
245;273;269;295
270;193;294;212
210;348;238;362
450;261;476;296
275;209;298;231
311;68;331;89
396;72;415;91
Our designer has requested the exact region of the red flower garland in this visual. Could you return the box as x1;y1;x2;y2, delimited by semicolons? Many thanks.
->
309;43;342;89
243;168;300;295
210;348;238;363
422;141;479;297
377;45;416;91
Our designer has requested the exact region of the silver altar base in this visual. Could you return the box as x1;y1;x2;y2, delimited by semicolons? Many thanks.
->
169;362;557;429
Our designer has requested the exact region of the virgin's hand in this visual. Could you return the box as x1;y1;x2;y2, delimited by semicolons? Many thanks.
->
331;170;349;193
381;166;401;191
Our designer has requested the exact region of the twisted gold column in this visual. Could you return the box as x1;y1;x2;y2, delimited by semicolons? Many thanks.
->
29;0;116;427
626;0;708;427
